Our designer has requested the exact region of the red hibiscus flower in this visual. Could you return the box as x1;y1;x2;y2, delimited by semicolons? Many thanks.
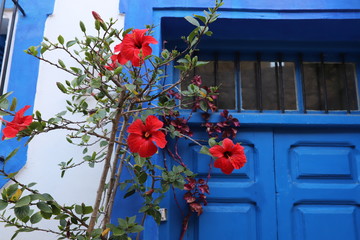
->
105;54;118;70
209;138;247;174
127;115;167;157
1;105;33;140
112;29;158;67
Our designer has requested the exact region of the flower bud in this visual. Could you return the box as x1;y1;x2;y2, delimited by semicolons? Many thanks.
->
92;11;104;23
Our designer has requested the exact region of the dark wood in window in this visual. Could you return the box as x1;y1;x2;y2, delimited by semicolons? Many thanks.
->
181;53;359;113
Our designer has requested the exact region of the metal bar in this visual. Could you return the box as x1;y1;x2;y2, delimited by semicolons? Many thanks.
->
278;53;285;112
0;1;17;94
255;53;263;112
0;0;5;36
11;0;25;16
235;52;241;112
299;54;307;113
213;52;218;109
341;53;351;113
274;61;280;110
320;53;329;113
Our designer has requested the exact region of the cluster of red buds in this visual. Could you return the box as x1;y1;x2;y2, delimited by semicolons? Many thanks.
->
162;110;193;137
183;178;209;216
202;109;240;139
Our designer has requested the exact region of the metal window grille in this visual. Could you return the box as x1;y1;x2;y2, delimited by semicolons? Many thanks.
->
186;52;358;113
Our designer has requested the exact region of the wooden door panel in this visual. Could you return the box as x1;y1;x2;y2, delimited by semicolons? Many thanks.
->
163;128;278;240
274;129;360;240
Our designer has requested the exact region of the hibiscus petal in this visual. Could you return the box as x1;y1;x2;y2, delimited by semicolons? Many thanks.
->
117;52;129;65
114;43;122;53
138;139;158;158
209;145;225;158
142;35;158;45
22;115;33;126
127;133;146;153
140;44;152;57
230;154;247;169
2;125;19;139
13;105;31;123
222;138;235;151
214;157;234;175
146;115;163;131
127;119;146;134
132;29;148;39
151;131;167;148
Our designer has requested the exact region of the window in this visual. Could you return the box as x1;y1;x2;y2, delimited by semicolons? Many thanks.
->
182;52;359;113
162;17;360;114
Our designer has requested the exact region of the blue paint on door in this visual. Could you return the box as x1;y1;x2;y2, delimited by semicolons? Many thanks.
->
159;127;360;239
159;128;277;240
274;128;360;240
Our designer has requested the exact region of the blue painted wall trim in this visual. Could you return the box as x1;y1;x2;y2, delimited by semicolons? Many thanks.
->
0;1;55;187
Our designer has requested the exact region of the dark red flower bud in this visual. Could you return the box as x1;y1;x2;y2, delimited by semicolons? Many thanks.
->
191;75;202;86
190;202;203;216
184;192;196;203
92;11;104;23
145;188;154;196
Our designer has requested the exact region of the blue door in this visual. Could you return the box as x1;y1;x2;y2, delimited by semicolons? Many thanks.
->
159;127;360;240
274;128;360;240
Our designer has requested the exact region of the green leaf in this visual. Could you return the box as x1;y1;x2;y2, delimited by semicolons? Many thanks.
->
196;61;209;67
58;59;66;68
208;137;217;147
58;35;64;45
6;183;19;197
37;202;52;213
138;172;147;184
112;227;125;236
185;16;200;27
15;196;31;208
0;98;9;109
56;82;68;93
5;147;19;163
75;205;83;215
30;212;43;224
14;206;30;221
9;97;17;111
199;101;208;112
0;200;8;210
134;155;146;167
200;146;211;156
80;21;86;32
66;40;76;48
123;189;135;199
122;28;133;37
118;218;127;228
40;210;52;219
113;66;123;75
90;78;101;88
82;135;90;143
83;205;93;215
194;14;207;24
128;224;144;233
6;171;19;179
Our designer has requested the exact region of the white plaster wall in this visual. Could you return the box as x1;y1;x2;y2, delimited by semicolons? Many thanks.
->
1;0;123;239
